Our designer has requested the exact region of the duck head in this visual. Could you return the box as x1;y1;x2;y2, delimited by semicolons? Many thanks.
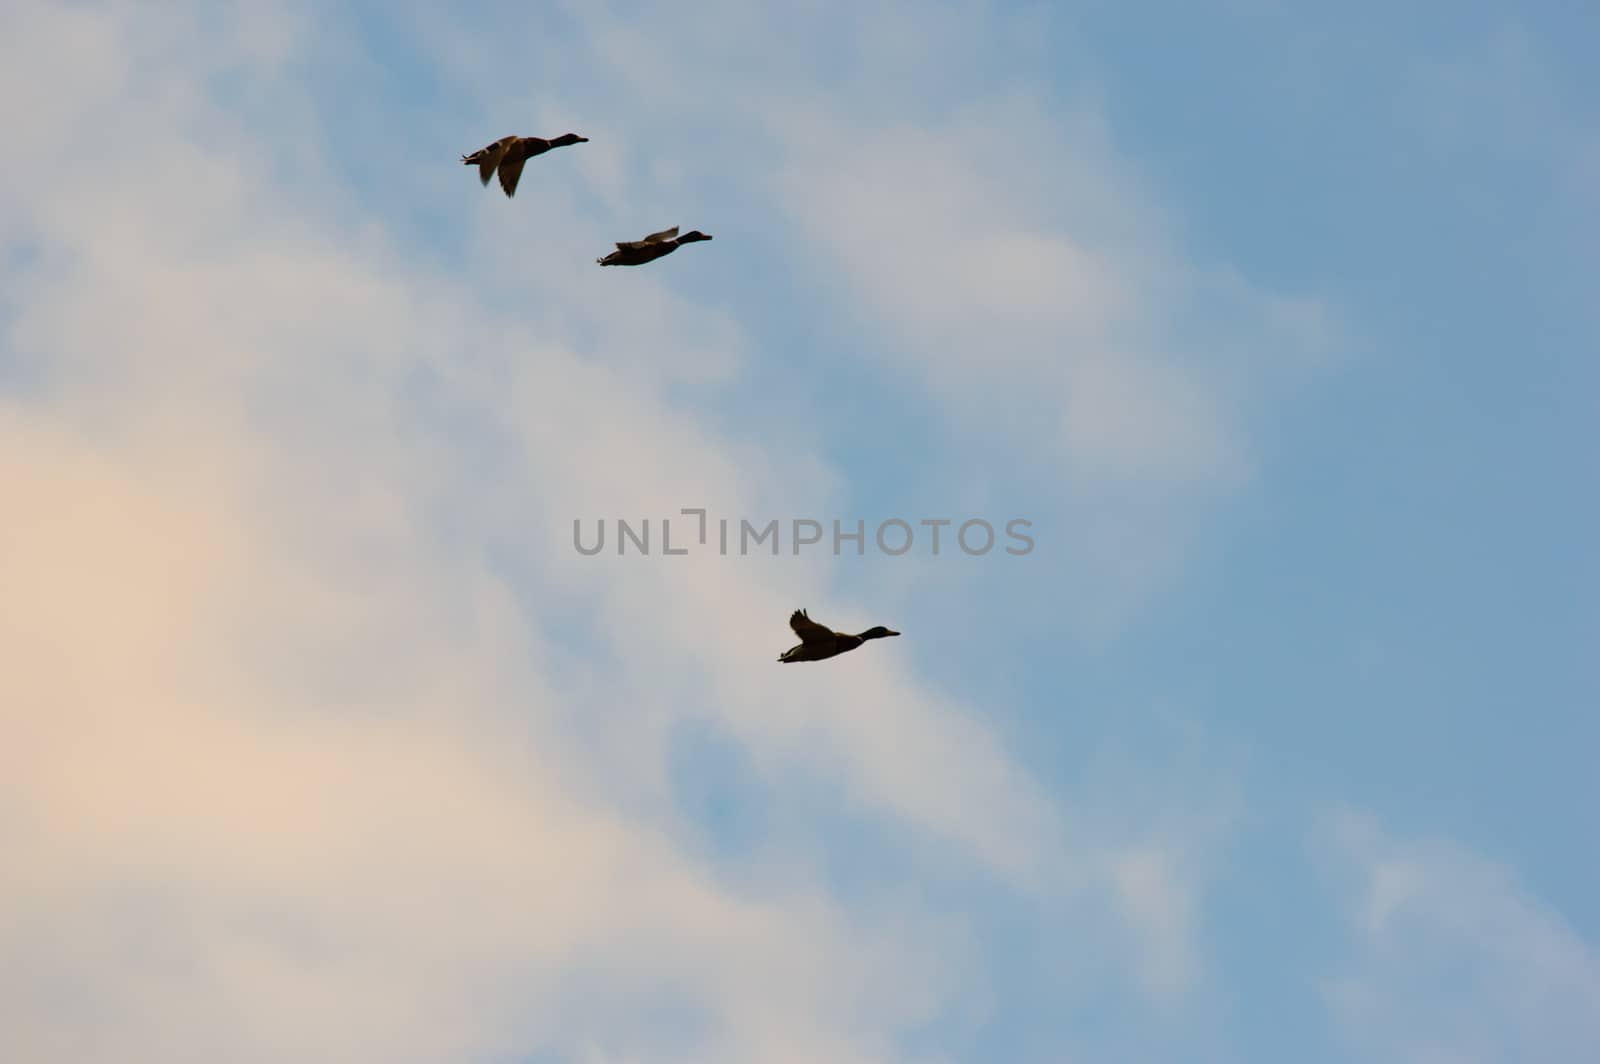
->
677;230;713;244
859;626;900;640
553;133;590;146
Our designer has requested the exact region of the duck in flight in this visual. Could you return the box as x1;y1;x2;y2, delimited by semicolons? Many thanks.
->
597;226;713;267
461;133;588;197
777;609;900;664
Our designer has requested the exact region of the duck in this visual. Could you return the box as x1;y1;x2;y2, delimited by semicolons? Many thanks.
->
597;226;714;266
461;133;588;197
777;609;900;664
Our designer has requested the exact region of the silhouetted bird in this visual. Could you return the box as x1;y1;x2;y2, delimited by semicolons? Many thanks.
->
777;609;900;664
596;225;713;266
460;133;588;197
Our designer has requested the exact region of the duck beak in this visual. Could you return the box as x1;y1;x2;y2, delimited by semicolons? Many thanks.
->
886;630;901;637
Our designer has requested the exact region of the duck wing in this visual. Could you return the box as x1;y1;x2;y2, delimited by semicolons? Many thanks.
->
469;137;515;186
788;609;835;645
497;150;528;197
615;226;679;251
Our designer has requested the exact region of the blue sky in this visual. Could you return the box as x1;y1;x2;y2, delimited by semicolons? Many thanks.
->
1;2;1596;1062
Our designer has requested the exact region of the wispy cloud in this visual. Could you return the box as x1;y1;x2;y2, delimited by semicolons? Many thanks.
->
0;2;1269;1060
1320;812;1600;1064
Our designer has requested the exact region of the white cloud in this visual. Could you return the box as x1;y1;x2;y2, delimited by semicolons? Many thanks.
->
1111;847;1198;999
0;2;1247;1061
767;97;1333;494
1321;813;1600;1064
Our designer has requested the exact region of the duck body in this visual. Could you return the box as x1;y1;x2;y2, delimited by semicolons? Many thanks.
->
777;609;900;663
598;226;714;266
461;132;588;197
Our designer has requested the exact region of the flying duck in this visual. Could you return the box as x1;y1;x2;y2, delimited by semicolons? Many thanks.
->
597;226;713;266
777;609;900;664
461;133;588;197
